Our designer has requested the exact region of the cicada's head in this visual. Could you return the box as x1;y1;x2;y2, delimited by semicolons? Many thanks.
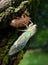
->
28;22;37;31
27;24;37;37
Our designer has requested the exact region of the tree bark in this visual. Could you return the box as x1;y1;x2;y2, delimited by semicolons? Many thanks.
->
0;0;13;12
0;1;28;22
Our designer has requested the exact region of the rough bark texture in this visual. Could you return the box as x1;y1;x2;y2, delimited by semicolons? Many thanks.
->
0;0;13;12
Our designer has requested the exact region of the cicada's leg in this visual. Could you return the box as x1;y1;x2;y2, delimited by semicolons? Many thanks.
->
23;23;29;28
19;21;33;32
19;23;29;32
29;21;33;27
19;29;27;32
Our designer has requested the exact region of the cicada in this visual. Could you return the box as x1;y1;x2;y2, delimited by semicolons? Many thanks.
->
8;22;37;55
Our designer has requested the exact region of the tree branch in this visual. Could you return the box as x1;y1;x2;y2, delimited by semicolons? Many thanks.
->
0;0;13;12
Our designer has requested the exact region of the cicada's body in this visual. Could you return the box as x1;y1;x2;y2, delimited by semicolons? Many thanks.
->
8;23;37;55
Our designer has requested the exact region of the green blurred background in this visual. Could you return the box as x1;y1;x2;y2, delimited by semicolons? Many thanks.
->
19;0;48;65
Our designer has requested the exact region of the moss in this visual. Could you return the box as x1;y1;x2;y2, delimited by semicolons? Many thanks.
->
0;31;18;58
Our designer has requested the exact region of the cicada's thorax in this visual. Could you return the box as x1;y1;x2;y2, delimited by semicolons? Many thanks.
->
26;24;37;37
24;30;33;38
